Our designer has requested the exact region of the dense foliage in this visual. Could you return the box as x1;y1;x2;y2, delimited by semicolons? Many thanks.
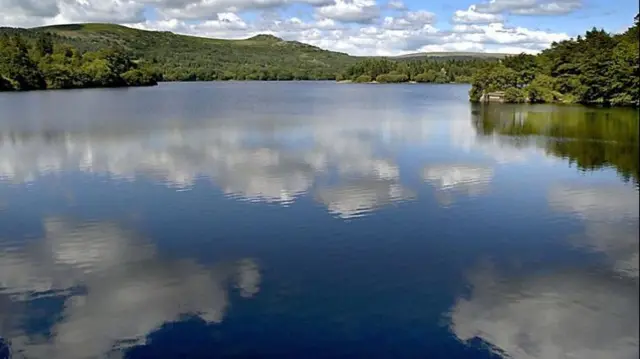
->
473;104;639;184
0;24;358;83
338;57;494;83
0;32;157;91
470;15;639;106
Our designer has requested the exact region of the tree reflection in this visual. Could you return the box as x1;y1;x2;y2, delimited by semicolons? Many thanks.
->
471;104;639;184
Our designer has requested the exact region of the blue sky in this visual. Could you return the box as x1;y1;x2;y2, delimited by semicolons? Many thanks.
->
1;0;638;55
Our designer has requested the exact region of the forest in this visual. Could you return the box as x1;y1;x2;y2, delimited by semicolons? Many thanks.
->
469;14;639;106
0;32;158;91
336;57;495;83
0;23;499;89
0;24;357;85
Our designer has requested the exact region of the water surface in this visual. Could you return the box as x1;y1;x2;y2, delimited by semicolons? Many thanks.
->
0;82;638;359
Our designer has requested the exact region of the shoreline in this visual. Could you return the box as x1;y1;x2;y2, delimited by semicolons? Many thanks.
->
0;80;473;92
0;82;158;93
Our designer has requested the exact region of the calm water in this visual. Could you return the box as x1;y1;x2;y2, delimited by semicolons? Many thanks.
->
0;82;638;359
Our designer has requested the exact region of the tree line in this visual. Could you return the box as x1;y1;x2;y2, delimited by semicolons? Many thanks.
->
0;32;158;91
336;57;494;83
470;14;639;106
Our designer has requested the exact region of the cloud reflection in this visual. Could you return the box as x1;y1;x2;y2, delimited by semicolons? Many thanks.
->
450;265;639;359
0;218;260;359
450;183;639;358
315;179;416;219
450;117;555;165
548;184;639;279
0;116;427;217
422;164;494;206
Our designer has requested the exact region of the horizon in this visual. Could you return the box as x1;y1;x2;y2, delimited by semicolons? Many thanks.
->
2;0;639;56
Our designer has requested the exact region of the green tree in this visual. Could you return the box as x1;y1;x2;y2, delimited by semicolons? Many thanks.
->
81;58;121;86
504;88;527;103
471;14;639;106
0;35;46;90
35;32;54;58
121;69;157;86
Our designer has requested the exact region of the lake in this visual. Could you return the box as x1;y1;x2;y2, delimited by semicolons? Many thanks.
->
0;82;638;359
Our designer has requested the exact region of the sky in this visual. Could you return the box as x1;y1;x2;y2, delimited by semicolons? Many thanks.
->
1;0;638;56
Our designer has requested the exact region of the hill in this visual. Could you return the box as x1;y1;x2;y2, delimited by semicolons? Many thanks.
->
1;22;502;88
0;23;358;81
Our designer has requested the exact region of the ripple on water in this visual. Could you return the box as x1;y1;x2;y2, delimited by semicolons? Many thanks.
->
423;164;494;207
314;180;416;219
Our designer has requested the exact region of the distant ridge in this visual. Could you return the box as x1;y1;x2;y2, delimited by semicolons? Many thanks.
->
392;51;510;60
245;34;283;42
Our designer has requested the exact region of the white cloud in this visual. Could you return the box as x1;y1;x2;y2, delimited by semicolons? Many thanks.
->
222;14;564;55
0;0;59;17
387;0;407;10
446;22;568;47
148;0;334;16
57;0;146;23
315;0;380;24
131;12;249;37
453;5;504;24
0;0;146;26
382;10;436;30
473;0;582;15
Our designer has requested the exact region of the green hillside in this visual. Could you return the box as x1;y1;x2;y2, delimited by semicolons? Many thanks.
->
1;22;504;90
0;23;358;81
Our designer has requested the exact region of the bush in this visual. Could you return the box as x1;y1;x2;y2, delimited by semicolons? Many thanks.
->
41;64;75;89
376;73;408;83
504;88;528;103
121;69;157;86
413;73;432;83
526;84;555;103
469;85;484;102
354;75;372;83
455;75;473;84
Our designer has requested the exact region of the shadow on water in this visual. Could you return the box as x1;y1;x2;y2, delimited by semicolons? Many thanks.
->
471;103;639;186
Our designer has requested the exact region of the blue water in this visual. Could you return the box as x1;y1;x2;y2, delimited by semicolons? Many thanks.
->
0;82;637;359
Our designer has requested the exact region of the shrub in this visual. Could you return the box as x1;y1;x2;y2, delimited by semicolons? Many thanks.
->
504;87;528;103
354;75;372;83
526;84;555;103
376;73;408;83
121;69;157;86
413;73;432;83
